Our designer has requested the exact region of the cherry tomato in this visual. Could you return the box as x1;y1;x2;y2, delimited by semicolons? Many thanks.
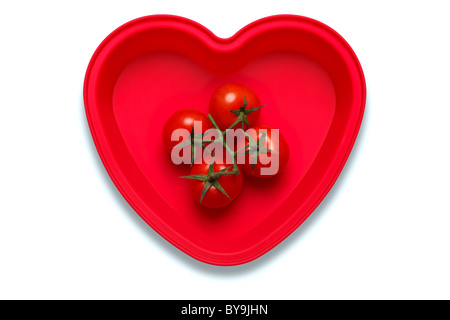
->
162;108;213;164
237;125;289;177
209;83;262;130
184;158;243;208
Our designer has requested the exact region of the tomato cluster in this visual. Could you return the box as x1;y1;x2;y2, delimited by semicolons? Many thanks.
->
162;84;289;208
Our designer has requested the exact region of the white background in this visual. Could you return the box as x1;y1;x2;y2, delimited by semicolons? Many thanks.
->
1;1;449;300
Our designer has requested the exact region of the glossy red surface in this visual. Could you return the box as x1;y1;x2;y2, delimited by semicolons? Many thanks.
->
84;15;366;265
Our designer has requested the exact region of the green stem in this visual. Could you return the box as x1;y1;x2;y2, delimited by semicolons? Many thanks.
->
227;118;242;130
206;113;240;176
208;114;221;132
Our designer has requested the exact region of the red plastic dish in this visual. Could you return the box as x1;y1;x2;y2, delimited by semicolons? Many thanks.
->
83;14;366;266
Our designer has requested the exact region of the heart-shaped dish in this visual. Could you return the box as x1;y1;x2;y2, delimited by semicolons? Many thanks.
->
84;14;366;266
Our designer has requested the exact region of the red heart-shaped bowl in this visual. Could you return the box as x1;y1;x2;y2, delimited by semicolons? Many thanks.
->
83;14;365;266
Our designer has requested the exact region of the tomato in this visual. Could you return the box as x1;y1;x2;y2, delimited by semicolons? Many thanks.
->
237;125;289;177
209;83;262;130
162;108;213;164
183;157;243;208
